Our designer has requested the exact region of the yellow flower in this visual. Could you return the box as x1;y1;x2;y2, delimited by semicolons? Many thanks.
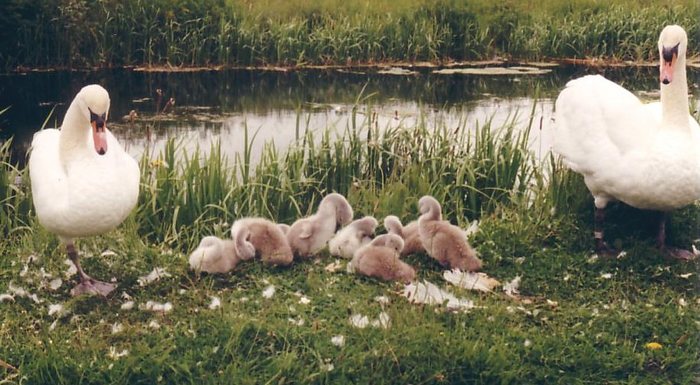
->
645;342;662;350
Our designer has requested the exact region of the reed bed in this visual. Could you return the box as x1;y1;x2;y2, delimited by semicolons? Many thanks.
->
2;104;695;253
1;0;697;70
133;106;546;250
0;103;574;250
2;104;696;251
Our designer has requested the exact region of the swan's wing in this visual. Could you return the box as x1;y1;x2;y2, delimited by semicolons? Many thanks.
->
553;75;654;174
28;129;67;218
297;220;314;239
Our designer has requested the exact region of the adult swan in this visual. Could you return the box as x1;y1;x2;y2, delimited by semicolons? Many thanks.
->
29;85;140;296
554;25;700;260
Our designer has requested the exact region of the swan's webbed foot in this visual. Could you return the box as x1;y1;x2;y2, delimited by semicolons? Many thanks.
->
70;278;117;297
65;242;116;297
661;247;696;261
655;212;696;261
595;239;620;259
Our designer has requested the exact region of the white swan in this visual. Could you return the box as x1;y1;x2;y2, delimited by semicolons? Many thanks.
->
29;85;140;296
554;25;700;259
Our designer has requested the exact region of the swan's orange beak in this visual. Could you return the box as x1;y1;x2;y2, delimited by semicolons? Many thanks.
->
660;58;674;85
91;119;108;155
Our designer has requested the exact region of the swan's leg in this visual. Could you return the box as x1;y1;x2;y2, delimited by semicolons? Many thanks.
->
594;207;618;257
656;212;696;261
66;243;116;297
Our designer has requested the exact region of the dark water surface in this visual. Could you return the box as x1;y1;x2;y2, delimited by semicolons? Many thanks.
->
0;64;696;165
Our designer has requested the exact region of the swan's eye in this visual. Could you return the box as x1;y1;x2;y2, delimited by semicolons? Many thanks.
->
89;109;98;122
662;43;679;63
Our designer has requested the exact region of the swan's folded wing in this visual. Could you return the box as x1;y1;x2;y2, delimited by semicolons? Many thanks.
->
28;129;67;218
553;75;654;174
297;221;314;239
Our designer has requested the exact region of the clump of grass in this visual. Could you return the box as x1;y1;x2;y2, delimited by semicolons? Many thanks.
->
0;138;32;237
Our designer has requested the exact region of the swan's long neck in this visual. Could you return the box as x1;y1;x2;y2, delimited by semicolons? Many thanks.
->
319;195;347;224
58;98;90;164
421;200;441;221
660;56;690;129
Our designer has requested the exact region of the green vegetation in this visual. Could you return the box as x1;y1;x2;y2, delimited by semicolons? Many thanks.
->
0;106;698;383
0;0;697;69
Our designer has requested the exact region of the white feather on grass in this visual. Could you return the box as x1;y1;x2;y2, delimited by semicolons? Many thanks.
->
331;335;345;347
349;314;370;328
503;276;521;298
0;294;14;302
208;296;221;310
48;303;66;317
63;259;77;278
262;285;276;299
137;267;171;286
402;280;474;312
442;269;500;292
143;301;173;313
8;282;42;304
370;312;391;329
324;260;343;273
48;278;63;291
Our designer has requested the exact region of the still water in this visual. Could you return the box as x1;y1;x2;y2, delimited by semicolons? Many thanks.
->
0;64;696;166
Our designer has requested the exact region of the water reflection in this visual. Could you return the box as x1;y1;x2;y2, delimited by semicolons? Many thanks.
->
0;65;696;165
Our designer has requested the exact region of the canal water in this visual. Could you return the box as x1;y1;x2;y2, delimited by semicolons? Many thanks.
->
0;64;696;166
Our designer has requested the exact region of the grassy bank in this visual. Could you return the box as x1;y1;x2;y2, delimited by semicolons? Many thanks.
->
1;106;699;384
0;0;698;70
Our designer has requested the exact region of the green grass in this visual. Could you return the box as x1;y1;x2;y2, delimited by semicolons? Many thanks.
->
0;106;698;384
0;0;697;69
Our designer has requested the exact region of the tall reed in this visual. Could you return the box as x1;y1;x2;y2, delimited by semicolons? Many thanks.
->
0;139;32;236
